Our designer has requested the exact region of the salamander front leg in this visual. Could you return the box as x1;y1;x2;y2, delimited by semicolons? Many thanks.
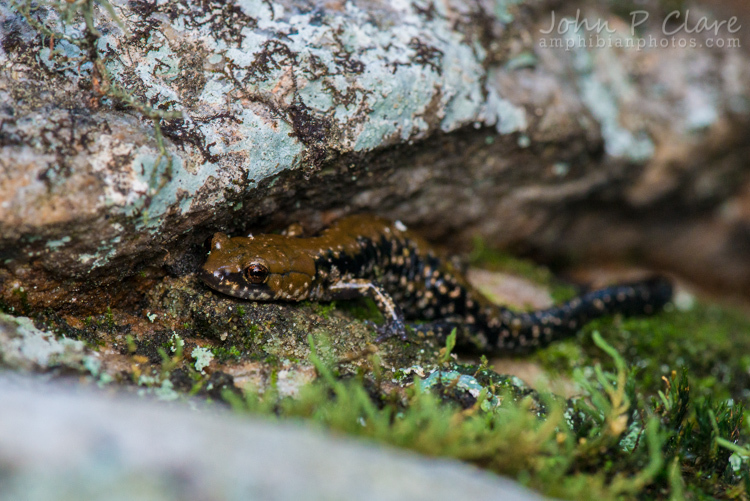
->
328;279;407;341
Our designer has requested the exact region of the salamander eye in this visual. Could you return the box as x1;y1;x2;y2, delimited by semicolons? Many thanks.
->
245;263;269;284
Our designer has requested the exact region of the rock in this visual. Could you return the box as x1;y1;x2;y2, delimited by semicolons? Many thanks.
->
0;312;97;372
0;374;546;501
2;1;750;308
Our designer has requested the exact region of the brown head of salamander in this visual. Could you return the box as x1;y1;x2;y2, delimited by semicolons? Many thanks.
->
200;232;317;301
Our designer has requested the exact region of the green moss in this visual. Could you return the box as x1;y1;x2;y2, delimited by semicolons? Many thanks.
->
310;301;337;319
212;345;242;362
11;286;30;314
104;306;115;331
470;237;553;284
468;242;750;408
12;243;749;499
469;238;577;303
125;334;137;354
0;299;15;314
337;297;382;323
297;300;343;320
27;310;105;350
535;303;750;403
226;334;750;500
549;283;579;304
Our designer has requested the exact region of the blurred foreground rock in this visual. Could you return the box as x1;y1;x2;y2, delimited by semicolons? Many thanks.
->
0;374;544;501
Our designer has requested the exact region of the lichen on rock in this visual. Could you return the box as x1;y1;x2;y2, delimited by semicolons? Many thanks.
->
0;312;96;371
3;0;749;306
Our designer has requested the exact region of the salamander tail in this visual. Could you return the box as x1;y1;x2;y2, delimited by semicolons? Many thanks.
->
488;275;673;354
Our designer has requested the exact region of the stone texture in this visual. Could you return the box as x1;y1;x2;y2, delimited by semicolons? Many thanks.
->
1;0;750;309
0;374;546;501
0;312;97;372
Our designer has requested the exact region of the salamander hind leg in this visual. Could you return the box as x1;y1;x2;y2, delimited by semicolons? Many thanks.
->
328;279;408;341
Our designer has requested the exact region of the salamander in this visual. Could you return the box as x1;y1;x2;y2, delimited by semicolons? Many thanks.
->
199;215;673;354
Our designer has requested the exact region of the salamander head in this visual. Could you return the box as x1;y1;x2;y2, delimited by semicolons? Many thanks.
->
199;232;316;301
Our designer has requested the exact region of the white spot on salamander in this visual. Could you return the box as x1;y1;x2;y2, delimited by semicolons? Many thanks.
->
394;220;407;232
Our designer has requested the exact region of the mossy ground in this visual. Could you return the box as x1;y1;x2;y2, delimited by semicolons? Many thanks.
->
5;246;749;500
227;334;749;500
0;242;745;500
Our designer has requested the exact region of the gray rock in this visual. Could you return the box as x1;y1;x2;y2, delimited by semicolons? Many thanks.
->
0;374;546;501
2;1;750;306
0;312;96;372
